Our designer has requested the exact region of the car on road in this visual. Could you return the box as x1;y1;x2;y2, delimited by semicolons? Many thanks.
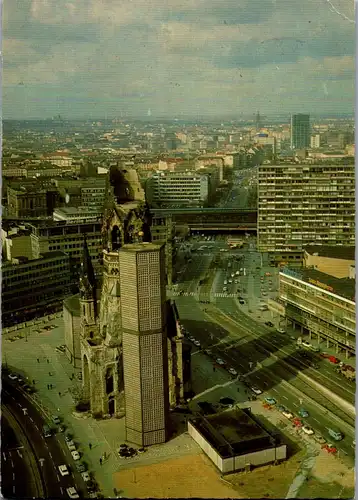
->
277;328;286;334
264;397;276;405
228;367;238;376
188;336;195;342
59;465;70;476
216;358;225;366
298;409;309;418
81;471;91;482
66;487;80;499
251;386;262;395
265;321;274;327
228;279;233;284
65;434;73;443
238;299;245;305
52;415;61;425
71;450;81;461
58;425;66;433
302;425;314;436
277;405;286;412
234;279;239;284
282;410;294;419
313;435;326;445
193;340;201;347
8;373;18;381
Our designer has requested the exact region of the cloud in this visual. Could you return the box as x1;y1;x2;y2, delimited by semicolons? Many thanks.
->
2;0;355;118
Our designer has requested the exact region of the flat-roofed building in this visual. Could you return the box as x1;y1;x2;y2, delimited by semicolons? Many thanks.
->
120;242;169;446
303;245;355;279
270;267;355;357
188;407;286;474
2;251;72;326
29;220;103;280
258;164;355;265
146;170;210;208
53;206;102;223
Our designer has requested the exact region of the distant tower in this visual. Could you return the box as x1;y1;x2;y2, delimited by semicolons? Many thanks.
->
255;111;261;131
291;114;310;149
120;242;169;446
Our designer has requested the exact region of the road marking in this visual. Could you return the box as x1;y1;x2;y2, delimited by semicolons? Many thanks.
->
29;416;34;422
312;417;320;424
13;472;15;480
16;449;22;458
262;381;268;386
292;402;298;407
272;388;278;393
48;451;53;459
34;423;39;431
13;486;15;494
281;395;288;400
3;453;6;461
57;474;60;481
60;487;64;495
17;403;22;408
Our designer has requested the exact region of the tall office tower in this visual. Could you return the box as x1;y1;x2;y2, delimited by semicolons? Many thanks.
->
257;164;355;266
290;114;310;149
119;242;169;446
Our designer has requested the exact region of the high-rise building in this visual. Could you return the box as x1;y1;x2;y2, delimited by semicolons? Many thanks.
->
120;242;169;446
290;114;310;149
257;164;355;265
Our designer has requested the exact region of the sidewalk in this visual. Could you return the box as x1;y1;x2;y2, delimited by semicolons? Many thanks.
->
3;316;202;498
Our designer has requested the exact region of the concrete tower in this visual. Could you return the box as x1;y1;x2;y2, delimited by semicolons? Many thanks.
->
119;243;169;446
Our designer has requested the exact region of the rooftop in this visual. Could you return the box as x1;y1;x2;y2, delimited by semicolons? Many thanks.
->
281;267;355;302
189;407;276;458
121;242;164;253
304;245;355;261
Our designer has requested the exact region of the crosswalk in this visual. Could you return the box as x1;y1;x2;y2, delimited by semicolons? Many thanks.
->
171;291;238;298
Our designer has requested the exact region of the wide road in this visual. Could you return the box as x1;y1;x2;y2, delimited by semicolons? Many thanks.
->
177;307;355;461
2;376;86;499
174;237;355;406
1;414;35;498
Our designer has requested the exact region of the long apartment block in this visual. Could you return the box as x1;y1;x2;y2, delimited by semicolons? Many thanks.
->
258;164;355;264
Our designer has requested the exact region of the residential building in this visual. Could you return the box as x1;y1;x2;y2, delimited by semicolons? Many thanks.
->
257;164;355;264
146;171;210;208
120;242;169;446
269;267;355;358
2;251;72;326
290;114;310;149
310;134;321;149
2;228;33;261
303;245;355;279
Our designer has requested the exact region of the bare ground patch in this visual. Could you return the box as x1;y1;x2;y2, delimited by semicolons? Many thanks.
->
113;452;241;498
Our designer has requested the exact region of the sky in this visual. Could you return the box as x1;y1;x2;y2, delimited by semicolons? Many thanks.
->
3;0;355;120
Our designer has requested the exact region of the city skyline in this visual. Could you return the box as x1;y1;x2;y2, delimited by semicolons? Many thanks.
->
4;0;355;119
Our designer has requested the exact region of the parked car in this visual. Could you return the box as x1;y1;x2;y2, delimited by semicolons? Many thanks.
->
265;397;276;405
228;367;238;376
292;418;303;427
265;321;274;327
193;340;201;347
313;435;326;445
251;386;262;395
302;425;314;435
81;471;91;482
52;415;61;425
216;358;225;366
277;328;286;334
282;410;294;419
66;440;76;452
75;463;87;473
71;450;81;461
